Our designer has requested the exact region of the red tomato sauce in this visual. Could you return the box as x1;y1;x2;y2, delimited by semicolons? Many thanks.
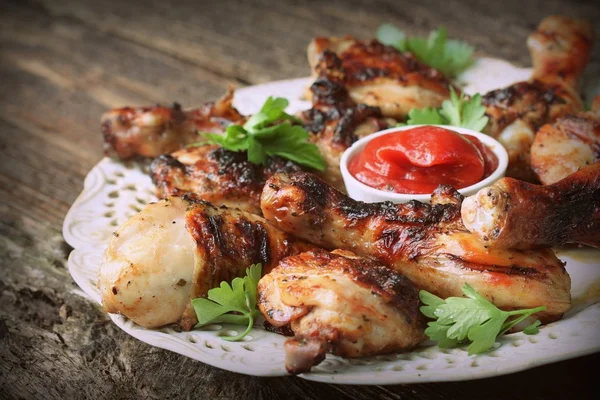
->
348;126;498;194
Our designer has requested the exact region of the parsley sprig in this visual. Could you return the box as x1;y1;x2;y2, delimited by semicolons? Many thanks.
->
420;283;546;355
377;24;474;77
402;87;489;132
191;97;326;171
191;264;262;341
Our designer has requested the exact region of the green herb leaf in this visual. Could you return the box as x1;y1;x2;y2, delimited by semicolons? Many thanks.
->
400;87;489;132
419;283;546;354
522;320;542;335
406;107;445;125
376;24;407;51
458;93;488;132
244;97;296;130
440;88;489;131
419;290;445;319
466;316;505;355
377;25;474;77
440;87;463;127
424;321;461;348
189;97;325;171
192;264;262;341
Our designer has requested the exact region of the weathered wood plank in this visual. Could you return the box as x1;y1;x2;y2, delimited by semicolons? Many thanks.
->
37;0;600;78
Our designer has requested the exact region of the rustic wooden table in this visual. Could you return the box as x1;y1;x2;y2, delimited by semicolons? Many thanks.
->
1;0;598;399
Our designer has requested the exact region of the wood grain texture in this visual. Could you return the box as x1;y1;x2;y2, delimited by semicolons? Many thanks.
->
0;0;598;399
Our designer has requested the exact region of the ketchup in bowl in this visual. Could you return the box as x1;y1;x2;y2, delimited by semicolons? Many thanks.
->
348;126;498;194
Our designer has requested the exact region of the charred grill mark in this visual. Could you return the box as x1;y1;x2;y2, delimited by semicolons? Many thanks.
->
150;154;188;195
352;66;390;81
206;214;225;253
152;144;303;212
182;194;213;208
285;173;464;226
431;184;465;205
264;157;304;176
310;76;352;106
263;321;295;336
482;79;579;138
235;218;272;266
337;196;461;225
153;153;186;170
290;175;330;211
302;108;330;135
375;226;429;261
209;147;262;184
339;40;447;86
282;250;421;325
483;81;565;113
444;254;546;280
303;76;384;148
508;265;545;277
333;109;359;147
332;103;383;147
337;197;396;220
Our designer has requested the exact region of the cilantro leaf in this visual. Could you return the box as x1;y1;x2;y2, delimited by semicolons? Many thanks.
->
419;283;546;354
377;25;474;77
401;87;489;132
189;97;325;171
191;264;262;341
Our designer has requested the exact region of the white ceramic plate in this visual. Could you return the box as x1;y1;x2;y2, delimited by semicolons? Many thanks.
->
63;58;600;384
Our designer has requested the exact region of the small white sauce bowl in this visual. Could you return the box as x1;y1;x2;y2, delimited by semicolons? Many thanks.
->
340;125;508;203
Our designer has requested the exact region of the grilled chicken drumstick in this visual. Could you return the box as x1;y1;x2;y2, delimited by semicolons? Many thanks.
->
101;88;245;160
259;249;425;374
306;37;451;118
462;163;600;249
261;172;570;323
482;16;593;181
150;145;303;215
99;196;312;330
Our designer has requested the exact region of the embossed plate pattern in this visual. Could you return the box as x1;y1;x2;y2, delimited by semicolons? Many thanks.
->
63;58;600;384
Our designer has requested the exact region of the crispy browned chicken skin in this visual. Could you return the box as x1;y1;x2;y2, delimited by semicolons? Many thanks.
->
259;249;425;374
461;163;600;249
482;16;593;181
150;145;303;214
530;102;600;185
150;76;390;210
261;172;571;323
99;196;312;330
306;37;451;118
304;73;392;190
101;88;245;160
